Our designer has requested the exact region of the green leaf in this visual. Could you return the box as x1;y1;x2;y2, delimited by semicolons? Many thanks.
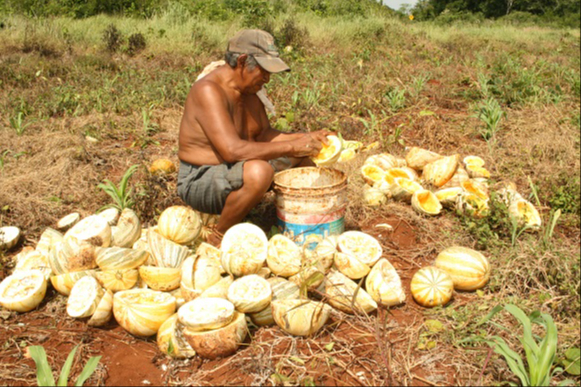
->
74;356;101;386
324;342;335;352
289;356;305;365
419;110;436;116
28;346;56;387
489;336;530;386
57;345;78;386
477;304;503;326
563;348;581;376
424;319;444;334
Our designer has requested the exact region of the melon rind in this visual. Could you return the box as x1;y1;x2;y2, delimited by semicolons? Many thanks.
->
0;270;47;312
410;266;453;308
67;276;104;318
157;314;196;359
178;297;235;332
365;259;406;307
113;289;176;337
272;299;332;337
435;247;490;291
324;271;377;314
266;234;302;277
221;223;267;277
337;231;382;267
227;275;272;313
157;206;202;245
0;226;21;251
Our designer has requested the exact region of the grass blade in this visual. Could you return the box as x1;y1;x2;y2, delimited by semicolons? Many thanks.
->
74;356;102;386
490;337;530;386
57;345;78;386
28;346;56;387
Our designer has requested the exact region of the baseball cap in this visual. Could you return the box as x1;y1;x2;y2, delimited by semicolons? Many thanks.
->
227;29;290;73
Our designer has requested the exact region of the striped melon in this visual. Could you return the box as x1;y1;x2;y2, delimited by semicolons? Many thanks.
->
412;190;443;216
14;251;52;280
325;271;377;314
435;247;490;291
422;155;460;188
200;276;234;299
148;229;189;268
365;259;406;307
509;199;542;231
227;275;271;313
272;299;332;337
195;242;225;274
337;231;382;267
0;270;47;312
111;209;141;248
249;277;300;327
67;276;104;318
221;223;267;277
410;266;453;308
157;314;196;359
390;178;423;202
0;226;21;251
50;270;97;296
56;212;80;231
97;208;120;226
181;256;222;292
267;234;302;277
178;297;235;332
64;215;111;248
334;252;370;280
138;266;181;292
157;206;202;245
88;289;114;327
95;247;148;270
35;228;63;258
435;187;464;208
405;147;442;170
113;289;176;337
95;269;138;292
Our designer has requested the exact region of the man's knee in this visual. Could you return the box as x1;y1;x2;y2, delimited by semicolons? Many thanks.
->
243;160;275;190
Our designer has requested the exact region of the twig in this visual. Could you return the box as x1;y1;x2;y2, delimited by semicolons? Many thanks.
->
477;347;493;386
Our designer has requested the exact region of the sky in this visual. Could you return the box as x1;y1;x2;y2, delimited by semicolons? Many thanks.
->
382;0;419;11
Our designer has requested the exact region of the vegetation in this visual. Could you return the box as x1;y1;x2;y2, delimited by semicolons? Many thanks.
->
0;0;579;385
27;345;101;386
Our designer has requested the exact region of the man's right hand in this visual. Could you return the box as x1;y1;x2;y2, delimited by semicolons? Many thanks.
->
290;134;324;158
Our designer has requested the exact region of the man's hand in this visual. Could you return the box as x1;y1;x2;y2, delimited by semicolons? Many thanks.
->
289;130;336;158
309;130;335;146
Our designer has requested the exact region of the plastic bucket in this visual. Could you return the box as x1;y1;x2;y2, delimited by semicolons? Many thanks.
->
273;167;348;246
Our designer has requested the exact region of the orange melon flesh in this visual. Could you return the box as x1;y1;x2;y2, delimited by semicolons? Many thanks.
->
418;192;441;213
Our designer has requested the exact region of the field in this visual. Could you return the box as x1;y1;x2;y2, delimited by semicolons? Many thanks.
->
0;7;580;387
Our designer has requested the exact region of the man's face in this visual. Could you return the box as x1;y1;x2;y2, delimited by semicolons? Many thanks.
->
242;59;271;94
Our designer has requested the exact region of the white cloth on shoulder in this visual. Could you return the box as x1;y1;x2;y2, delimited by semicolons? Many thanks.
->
196;60;276;116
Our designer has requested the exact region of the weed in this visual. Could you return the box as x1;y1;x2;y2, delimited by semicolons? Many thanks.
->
9;112;33;135
410;74;430;98
548;176;581;216
276;18;309;51
0;150;10;170
476;304;570;386
97;165;139;211
126;33;146;56
102;24;123;53
473;97;504;145
384;87;406;112
542;209;562;249
28;344;101;386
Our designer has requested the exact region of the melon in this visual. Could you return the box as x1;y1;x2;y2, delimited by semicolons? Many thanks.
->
88;289;114;327
148;229;190;268
365;259;406;307
149;158;176;175
509;199;542;231
95;247;148;270
227;275;271;313
405;147;442;170
56;213;81;231
178;297;235;332
113;289;176;337
0;226;21;251
64;215;111;248
361;164;385;186
95;269;139;292
221;223;267;277
111;209;141;248
435;247;490;291
66;276;104;318
266;234;302;277
412;190;443;216
249;277;300;326
334;252;370;280
311;135;343;167
157;314;196;359
422;155;460;188
272;299;332;337
390;178;423;202
0;270;47;312
325;271;377;314
157;206;202;245
50;270;96;296
138;266;181;292
410;266;453;308
337;231;382;267
97;208;120;226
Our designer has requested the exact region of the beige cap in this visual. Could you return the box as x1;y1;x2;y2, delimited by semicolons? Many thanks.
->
227;29;290;73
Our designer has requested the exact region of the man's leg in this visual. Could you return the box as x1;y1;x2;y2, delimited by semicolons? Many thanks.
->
208;160;274;246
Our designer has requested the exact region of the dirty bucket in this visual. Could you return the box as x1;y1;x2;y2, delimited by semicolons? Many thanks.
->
273;167;348;246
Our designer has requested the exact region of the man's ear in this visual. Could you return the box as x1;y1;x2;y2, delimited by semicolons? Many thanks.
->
237;54;249;69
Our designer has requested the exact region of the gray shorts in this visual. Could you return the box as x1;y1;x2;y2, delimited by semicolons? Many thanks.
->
177;157;292;215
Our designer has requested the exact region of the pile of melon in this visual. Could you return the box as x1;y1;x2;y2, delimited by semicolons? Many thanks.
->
1;201;496;360
361;147;542;230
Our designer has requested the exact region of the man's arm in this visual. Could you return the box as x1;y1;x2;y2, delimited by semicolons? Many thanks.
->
192;82;320;163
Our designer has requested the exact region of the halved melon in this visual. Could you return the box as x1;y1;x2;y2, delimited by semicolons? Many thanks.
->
412;190;443;216
311;135;343;167
97;208;120;226
180;282;202;302
67;276;104;318
157;314;196;359
0;226;21;251
405;147;442;170
383;167;418;186
195;242;225;274
435;187;464;208
463;156;485;168
325;271;377;314
148;229;190;268
361;164;385;186
56;213;80;231
435;247;490;291
365;259;405;307
221;223;267;277
227;275;272;313
410;266;453;308
0;270;47;312
64;215;111;248
456;193;490;218
14;251;52;280
35;228;63;258
338;148;356;163
364;153;406;171
441;167;470;189
95;247;148;270
182;311;247;359
157;206;202;246
337;231;382;267
111;209;141;248
267;234;302;277
272;299;332;336
363;185;387;207
308;236;337;273
288;263;325;289
249;278;300;326
200;275;234;299
334;252;370;280
390;178;423;202
343;140;363;151
50;270;96;296
178;297;235;332
95;269;138;292
466;164;491;179
509;199;542;231
88;289;114;327
113;289;176;337
60;238;99;272
422;155;460;188
461;180;489;201
138;266;181;292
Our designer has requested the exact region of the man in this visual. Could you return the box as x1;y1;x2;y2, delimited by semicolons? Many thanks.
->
177;29;330;246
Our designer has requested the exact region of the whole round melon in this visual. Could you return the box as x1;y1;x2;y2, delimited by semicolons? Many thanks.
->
410;266;453;308
157;206;202;245
113;289;176;337
434;247;490;291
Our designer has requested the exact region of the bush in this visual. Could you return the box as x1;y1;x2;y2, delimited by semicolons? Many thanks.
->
276;18;309;51
103;24;123;53
127;33;146;56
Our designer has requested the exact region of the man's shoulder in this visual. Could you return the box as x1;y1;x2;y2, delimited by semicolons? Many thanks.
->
190;76;229;103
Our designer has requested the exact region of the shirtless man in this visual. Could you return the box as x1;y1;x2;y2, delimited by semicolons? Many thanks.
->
177;29;330;246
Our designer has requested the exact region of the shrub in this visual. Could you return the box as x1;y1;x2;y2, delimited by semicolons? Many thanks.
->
276;18;309;51
127;33;146;56
102;24;123;53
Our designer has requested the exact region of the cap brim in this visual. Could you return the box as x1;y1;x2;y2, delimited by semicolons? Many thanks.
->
255;56;290;73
